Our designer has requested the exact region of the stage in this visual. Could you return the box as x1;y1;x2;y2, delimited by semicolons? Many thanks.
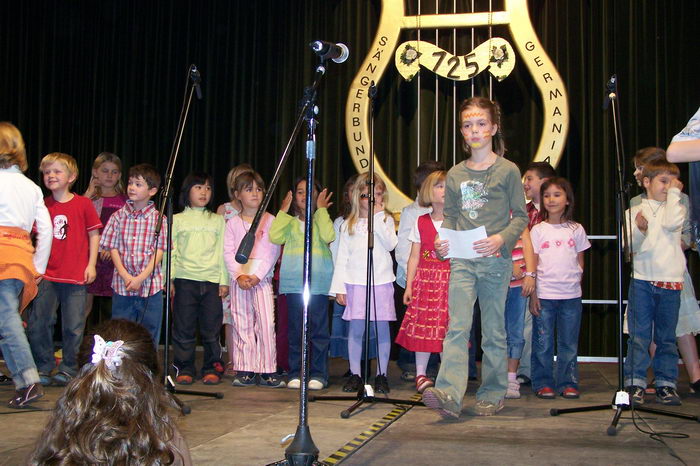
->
2;359;700;465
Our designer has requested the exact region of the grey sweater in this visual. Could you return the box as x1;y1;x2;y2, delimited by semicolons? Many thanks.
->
443;156;528;259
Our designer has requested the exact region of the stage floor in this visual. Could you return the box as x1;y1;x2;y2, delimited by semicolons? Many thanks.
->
2;359;700;465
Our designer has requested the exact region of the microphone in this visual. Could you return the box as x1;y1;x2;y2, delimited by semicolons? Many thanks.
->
309;40;349;64
235;229;255;264
190;65;203;100
602;74;616;110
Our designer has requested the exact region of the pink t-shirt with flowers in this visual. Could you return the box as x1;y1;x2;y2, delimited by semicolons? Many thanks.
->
531;221;591;299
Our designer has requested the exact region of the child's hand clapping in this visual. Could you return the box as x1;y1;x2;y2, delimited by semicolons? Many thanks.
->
280;191;293;213
316;189;334;209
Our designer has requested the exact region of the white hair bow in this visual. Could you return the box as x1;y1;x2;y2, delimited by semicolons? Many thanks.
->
91;335;125;370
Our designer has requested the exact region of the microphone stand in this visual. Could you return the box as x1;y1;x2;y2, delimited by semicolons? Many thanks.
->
309;82;423;418
548;76;698;432
155;64;223;415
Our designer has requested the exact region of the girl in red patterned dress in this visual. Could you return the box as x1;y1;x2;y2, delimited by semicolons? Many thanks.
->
396;170;449;393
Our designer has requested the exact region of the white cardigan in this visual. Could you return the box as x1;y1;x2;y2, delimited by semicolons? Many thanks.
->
330;211;398;295
626;187;686;282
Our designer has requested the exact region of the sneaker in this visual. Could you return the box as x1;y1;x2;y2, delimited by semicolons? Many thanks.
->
422;387;461;419
561;387;580;399
505;380;521;399
232;372;257;387
0;374;12;385
473;398;505;416
374;374;390;394
202;373;221;385
212;362;225;375
8;383;44;409
415;375;434;394
51;371;72;387
259;373;286;388
308;379;325;391
176;374;194;385
38;372;51;386
516;374;531;385
535;387;556;399
626;385;645;406
656;386;681;406
343;374;363;392
400;370;416;382
287;378;301;389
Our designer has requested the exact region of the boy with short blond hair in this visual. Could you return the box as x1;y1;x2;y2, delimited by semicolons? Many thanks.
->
100;163;167;344
26;152;102;386
625;160;686;406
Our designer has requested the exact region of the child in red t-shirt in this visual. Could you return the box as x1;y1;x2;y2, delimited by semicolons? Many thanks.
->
26;153;102;387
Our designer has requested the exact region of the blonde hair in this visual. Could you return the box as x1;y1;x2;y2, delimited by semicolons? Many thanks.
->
91;152;125;199
226;163;254;200
417;170;447;207
345;172;391;235
0;122;28;172
40;152;79;187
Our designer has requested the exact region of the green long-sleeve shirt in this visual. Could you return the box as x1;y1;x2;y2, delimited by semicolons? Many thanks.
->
443;157;528;259
269;208;335;295
170;207;229;285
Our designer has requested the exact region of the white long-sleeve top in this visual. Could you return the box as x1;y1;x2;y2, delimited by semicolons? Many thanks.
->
395;198;431;288
330;211;398;295
0;166;52;273
625;187;686;282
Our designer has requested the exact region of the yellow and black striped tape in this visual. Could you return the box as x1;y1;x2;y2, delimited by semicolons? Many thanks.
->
321;394;422;465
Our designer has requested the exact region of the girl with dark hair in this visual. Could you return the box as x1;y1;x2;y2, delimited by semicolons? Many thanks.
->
30;319;192;465
529;177;591;399
171;172;229;385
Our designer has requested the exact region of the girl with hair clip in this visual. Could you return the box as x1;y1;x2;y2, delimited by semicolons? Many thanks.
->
529;177;590;400
270;176;335;390
330;173;398;394
30;319;192;465
84;152;128;320
216;163;253;377
171;173;229;386
424;97;528;418
224;171;282;388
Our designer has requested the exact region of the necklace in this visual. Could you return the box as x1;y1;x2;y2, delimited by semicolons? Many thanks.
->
645;199;665;218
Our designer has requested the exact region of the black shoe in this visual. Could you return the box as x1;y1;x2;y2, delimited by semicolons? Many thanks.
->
343;374;363;392
626;385;645;406
8;383;44;409
689;379;700;397
656;386;681;406
0;374;13;385
374;374;390;394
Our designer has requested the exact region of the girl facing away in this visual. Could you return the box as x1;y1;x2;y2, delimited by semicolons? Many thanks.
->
529;177;591;399
30;319;192;465
330;173;398;395
171;173;229;386
84;152;128;320
216;163;253;377
396;170;450;393
223;171;283;388
423;97;528;419
269;176;335;390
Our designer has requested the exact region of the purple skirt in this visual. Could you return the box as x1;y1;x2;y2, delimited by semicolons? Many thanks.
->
342;283;396;321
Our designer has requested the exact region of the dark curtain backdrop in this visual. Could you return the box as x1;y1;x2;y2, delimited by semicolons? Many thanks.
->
2;0;699;356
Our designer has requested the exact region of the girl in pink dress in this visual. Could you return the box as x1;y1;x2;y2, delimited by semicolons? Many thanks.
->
396;171;449;393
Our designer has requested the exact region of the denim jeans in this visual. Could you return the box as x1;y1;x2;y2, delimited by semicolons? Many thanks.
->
26;280;87;377
112;291;163;346
504;286;527;360
435;256;510;405
286;293;330;384
518;308;533;378
624;279;680;389
0;279;40;389
531;297;582;392
172;279;223;377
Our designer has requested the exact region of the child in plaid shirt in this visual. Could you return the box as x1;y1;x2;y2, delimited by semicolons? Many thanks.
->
100;164;167;345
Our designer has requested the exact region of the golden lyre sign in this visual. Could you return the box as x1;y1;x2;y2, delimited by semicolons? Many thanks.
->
345;0;570;213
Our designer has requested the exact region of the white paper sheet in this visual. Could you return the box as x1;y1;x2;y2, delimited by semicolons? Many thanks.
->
438;226;488;259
